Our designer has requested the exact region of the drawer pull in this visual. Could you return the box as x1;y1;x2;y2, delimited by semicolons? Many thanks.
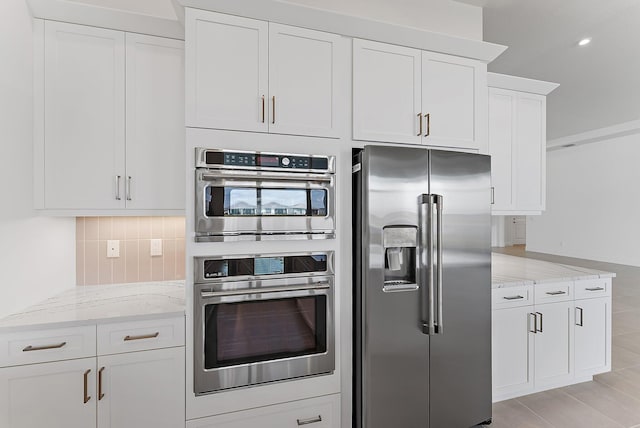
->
503;295;524;300
585;287;604;291
297;415;322;426
22;341;67;352
545;291;566;296
124;332;159;341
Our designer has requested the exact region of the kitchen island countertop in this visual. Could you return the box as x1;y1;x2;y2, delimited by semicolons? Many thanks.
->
492;253;615;288
0;281;185;332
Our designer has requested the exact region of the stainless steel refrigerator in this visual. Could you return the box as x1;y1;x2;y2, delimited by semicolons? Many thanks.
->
353;145;492;428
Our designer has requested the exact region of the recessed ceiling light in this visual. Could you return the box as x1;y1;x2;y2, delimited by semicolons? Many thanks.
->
578;38;592;46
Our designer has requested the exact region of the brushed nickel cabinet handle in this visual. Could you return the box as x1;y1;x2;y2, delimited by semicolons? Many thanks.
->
261;95;265;123
545;290;566;296
126;176;132;201
22;342;66;352
425;113;431;137
585;287;604;291
529;313;537;334
417;113;423;136
124;332;159;341
297;415;322;425
98;367;105;400
272;96;276;124
115;175;121;200
491;187;495;205
83;369;91;404
536;312;543;333
576;307;584;327
502;295;524;300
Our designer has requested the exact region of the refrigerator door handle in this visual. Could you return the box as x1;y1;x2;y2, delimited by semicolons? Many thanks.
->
419;193;442;335
434;194;443;334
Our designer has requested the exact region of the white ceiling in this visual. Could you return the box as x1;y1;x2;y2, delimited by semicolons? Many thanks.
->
457;0;640;140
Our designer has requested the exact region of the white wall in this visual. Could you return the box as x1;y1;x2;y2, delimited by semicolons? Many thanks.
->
527;132;640;267
285;0;483;40
0;0;75;318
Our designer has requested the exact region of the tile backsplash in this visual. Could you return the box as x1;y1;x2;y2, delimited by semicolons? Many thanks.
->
76;217;185;286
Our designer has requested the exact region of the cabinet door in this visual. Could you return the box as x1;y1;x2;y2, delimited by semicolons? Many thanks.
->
125;33;185;210
185;9;268;132
534;301;574;389
269;24;342;138
353;39;421;144
422;51;485;150
97;347;185;428
0;358;96;428
575;297;610;378
514;93;546;211
488;88;515;211
492;306;534;401
43;21;125;209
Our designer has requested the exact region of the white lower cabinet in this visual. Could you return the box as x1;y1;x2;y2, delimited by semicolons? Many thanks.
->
0;316;186;428
0;358;97;428
186;394;340;428
575;297;610;378
97;347;185;428
492;279;611;402
492;305;534;400
533;301;574;389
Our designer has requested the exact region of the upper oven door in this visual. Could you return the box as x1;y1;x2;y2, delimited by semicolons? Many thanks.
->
194;276;335;395
195;169;335;241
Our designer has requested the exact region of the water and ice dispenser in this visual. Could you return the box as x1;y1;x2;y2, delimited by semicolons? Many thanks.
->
382;225;418;292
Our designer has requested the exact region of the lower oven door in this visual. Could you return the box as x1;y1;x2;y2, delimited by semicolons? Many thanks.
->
194;277;335;395
195;169;335;241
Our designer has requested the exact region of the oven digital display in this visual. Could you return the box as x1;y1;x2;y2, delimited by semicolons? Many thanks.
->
204;260;228;278
258;156;279;167
254;257;284;275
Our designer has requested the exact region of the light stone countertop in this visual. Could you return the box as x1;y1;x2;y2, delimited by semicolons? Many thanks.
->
0;281;185;331
492;253;615;289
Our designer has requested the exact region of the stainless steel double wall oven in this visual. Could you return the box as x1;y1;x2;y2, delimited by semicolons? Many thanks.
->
195;148;335;242
193;252;335;395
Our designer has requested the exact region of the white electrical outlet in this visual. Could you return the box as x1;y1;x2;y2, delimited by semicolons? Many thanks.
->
150;239;163;257
107;240;120;258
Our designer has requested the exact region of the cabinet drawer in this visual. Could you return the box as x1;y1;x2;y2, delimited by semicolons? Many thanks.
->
492;285;533;309
575;278;611;300
187;393;340;428
0;325;96;367
534;281;573;304
97;316;184;355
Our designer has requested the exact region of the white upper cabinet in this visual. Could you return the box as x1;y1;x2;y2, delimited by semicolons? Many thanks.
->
186;9;343;138
352;39;422;145
488;73;558;215
488;88;515;211
514;94;545;211
125;33;185;211
42;21;125;210
186;11;268;132
353;39;486;151
422;51;486;150
268;24;341;138
35;21;185;213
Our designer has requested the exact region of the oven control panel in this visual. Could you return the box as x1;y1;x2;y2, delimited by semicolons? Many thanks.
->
202;150;330;171
199;254;330;280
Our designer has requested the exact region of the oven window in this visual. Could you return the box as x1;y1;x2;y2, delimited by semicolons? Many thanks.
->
203;296;327;369
206;187;327;217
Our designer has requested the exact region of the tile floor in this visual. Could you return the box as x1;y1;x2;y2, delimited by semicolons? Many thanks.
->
488;246;640;428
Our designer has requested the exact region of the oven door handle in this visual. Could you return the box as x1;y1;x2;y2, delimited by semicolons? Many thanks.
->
200;282;331;298
200;172;332;183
